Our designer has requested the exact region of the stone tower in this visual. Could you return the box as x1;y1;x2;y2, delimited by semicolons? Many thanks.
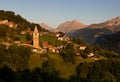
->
33;26;39;48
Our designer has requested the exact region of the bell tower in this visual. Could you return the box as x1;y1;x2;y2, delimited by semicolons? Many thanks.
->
33;26;39;48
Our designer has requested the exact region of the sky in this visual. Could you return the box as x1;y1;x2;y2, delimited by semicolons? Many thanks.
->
0;0;120;28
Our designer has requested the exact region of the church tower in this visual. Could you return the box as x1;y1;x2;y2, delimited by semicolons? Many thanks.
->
33;26;39;48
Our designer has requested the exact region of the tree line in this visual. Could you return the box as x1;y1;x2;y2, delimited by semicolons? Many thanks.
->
0;58;120;82
0;44;31;71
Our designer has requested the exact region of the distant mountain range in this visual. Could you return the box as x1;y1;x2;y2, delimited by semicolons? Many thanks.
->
83;16;120;31
40;16;120;44
69;16;120;44
40;19;85;33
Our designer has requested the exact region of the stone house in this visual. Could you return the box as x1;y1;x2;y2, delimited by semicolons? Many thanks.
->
79;45;86;50
0;20;8;24
8;22;15;28
88;52;95;57
14;40;21;44
58;35;70;41
21;31;26;34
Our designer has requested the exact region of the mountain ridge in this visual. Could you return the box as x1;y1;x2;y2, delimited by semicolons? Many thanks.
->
40;23;55;32
40;16;120;34
86;16;120;30
69;16;120;44
56;19;86;33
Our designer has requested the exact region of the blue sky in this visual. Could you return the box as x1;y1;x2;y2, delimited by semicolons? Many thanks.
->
0;0;120;28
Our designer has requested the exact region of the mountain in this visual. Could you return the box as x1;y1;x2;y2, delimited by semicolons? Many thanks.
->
97;31;120;53
70;28;112;44
69;16;120;44
56;19;85;34
106;16;120;26
40;23;55;32
85;16;120;31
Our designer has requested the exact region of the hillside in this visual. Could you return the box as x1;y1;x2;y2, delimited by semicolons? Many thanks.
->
97;31;120;53
0;10;43;31
56;19;85;34
69;16;120;44
0;10;46;43
70;28;112;44
0;10;29;24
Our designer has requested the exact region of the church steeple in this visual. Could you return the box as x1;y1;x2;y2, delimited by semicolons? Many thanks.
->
33;26;39;48
34;26;39;33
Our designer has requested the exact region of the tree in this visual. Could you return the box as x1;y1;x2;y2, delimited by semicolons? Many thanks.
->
0;49;6;63
72;37;84;45
26;33;32;42
13;36;20;41
60;43;76;63
0;25;7;38
61;50;76;63
0;44;7;63
6;45;31;71
75;59;120;82
84;46;93;54
41;60;57;76
76;62;89;79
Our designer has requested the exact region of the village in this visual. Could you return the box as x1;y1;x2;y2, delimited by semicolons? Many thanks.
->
0;19;100;60
21;26;98;59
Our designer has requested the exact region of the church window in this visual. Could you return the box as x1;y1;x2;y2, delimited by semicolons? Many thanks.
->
35;33;37;36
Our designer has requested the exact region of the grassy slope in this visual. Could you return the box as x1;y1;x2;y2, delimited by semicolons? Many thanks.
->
39;34;63;45
19;33;64;45
28;53;44;69
28;52;96;79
